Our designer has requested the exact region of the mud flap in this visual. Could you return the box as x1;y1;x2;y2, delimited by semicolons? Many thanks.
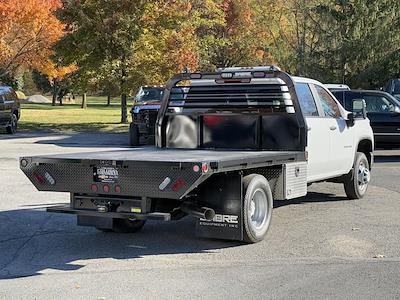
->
196;172;243;241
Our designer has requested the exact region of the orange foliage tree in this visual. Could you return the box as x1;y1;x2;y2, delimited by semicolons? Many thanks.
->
41;60;77;105
0;0;64;79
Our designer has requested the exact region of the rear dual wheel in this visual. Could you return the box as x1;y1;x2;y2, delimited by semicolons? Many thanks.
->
243;174;273;243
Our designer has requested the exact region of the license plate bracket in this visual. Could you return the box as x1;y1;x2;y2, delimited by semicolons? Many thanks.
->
93;166;119;183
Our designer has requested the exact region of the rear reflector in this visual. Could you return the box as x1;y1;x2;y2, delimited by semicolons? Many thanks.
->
33;172;44;184
172;178;185;192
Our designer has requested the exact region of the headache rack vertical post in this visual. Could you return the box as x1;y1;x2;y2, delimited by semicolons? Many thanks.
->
155;68;307;151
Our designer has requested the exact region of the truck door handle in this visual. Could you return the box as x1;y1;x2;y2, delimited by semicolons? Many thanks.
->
307;126;312;131
330;125;337;130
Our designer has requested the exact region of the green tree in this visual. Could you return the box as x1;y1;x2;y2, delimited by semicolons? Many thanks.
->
56;0;146;122
299;0;400;87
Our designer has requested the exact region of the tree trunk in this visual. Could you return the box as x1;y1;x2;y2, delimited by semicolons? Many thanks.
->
121;93;127;123
81;93;87;109
52;84;57;106
52;92;57;106
107;93;111;106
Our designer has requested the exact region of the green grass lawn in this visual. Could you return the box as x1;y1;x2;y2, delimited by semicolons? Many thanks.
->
19;96;131;133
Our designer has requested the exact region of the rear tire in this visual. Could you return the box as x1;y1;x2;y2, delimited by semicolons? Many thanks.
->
243;174;273;243
343;152;370;199
6;114;17;134
112;218;146;233
129;123;140;146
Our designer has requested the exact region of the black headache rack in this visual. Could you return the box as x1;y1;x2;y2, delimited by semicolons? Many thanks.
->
20;67;308;241
156;66;307;151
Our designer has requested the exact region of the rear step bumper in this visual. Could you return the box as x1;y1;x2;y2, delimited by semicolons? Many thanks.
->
47;205;171;221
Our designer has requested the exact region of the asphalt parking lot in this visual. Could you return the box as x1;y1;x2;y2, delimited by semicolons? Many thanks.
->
0;133;399;299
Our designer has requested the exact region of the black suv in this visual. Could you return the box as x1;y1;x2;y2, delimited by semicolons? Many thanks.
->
0;86;20;134
332;89;400;148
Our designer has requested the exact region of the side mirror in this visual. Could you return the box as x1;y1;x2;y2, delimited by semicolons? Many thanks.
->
346;112;355;127
394;106;400;114
352;99;367;119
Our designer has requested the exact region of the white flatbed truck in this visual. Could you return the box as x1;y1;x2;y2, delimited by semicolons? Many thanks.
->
20;67;374;243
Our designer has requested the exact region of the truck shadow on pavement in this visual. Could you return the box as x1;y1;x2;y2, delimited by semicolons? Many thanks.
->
274;191;348;208
0;208;239;279
0;190;347;280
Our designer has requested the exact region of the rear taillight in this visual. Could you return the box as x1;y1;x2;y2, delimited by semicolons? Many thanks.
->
91;184;98;192
103;184;110;193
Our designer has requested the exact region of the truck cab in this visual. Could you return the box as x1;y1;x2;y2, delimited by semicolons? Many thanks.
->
294;78;373;182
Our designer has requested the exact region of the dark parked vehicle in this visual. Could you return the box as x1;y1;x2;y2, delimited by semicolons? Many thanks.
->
385;79;400;100
333;89;400;148
129;86;164;146
129;86;185;146
0;86;20;134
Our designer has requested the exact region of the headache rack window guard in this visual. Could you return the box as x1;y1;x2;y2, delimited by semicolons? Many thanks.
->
156;68;307;151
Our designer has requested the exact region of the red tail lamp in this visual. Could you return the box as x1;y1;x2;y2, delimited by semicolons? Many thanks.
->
103;184;110;193
90;184;98;192
114;185;121;193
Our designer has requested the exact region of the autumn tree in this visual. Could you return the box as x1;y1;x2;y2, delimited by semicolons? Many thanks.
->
56;0;146;123
41;60;76;105
129;0;225;87
0;0;64;79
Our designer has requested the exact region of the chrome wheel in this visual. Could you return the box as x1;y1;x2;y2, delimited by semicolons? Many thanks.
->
249;188;269;235
357;161;370;192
